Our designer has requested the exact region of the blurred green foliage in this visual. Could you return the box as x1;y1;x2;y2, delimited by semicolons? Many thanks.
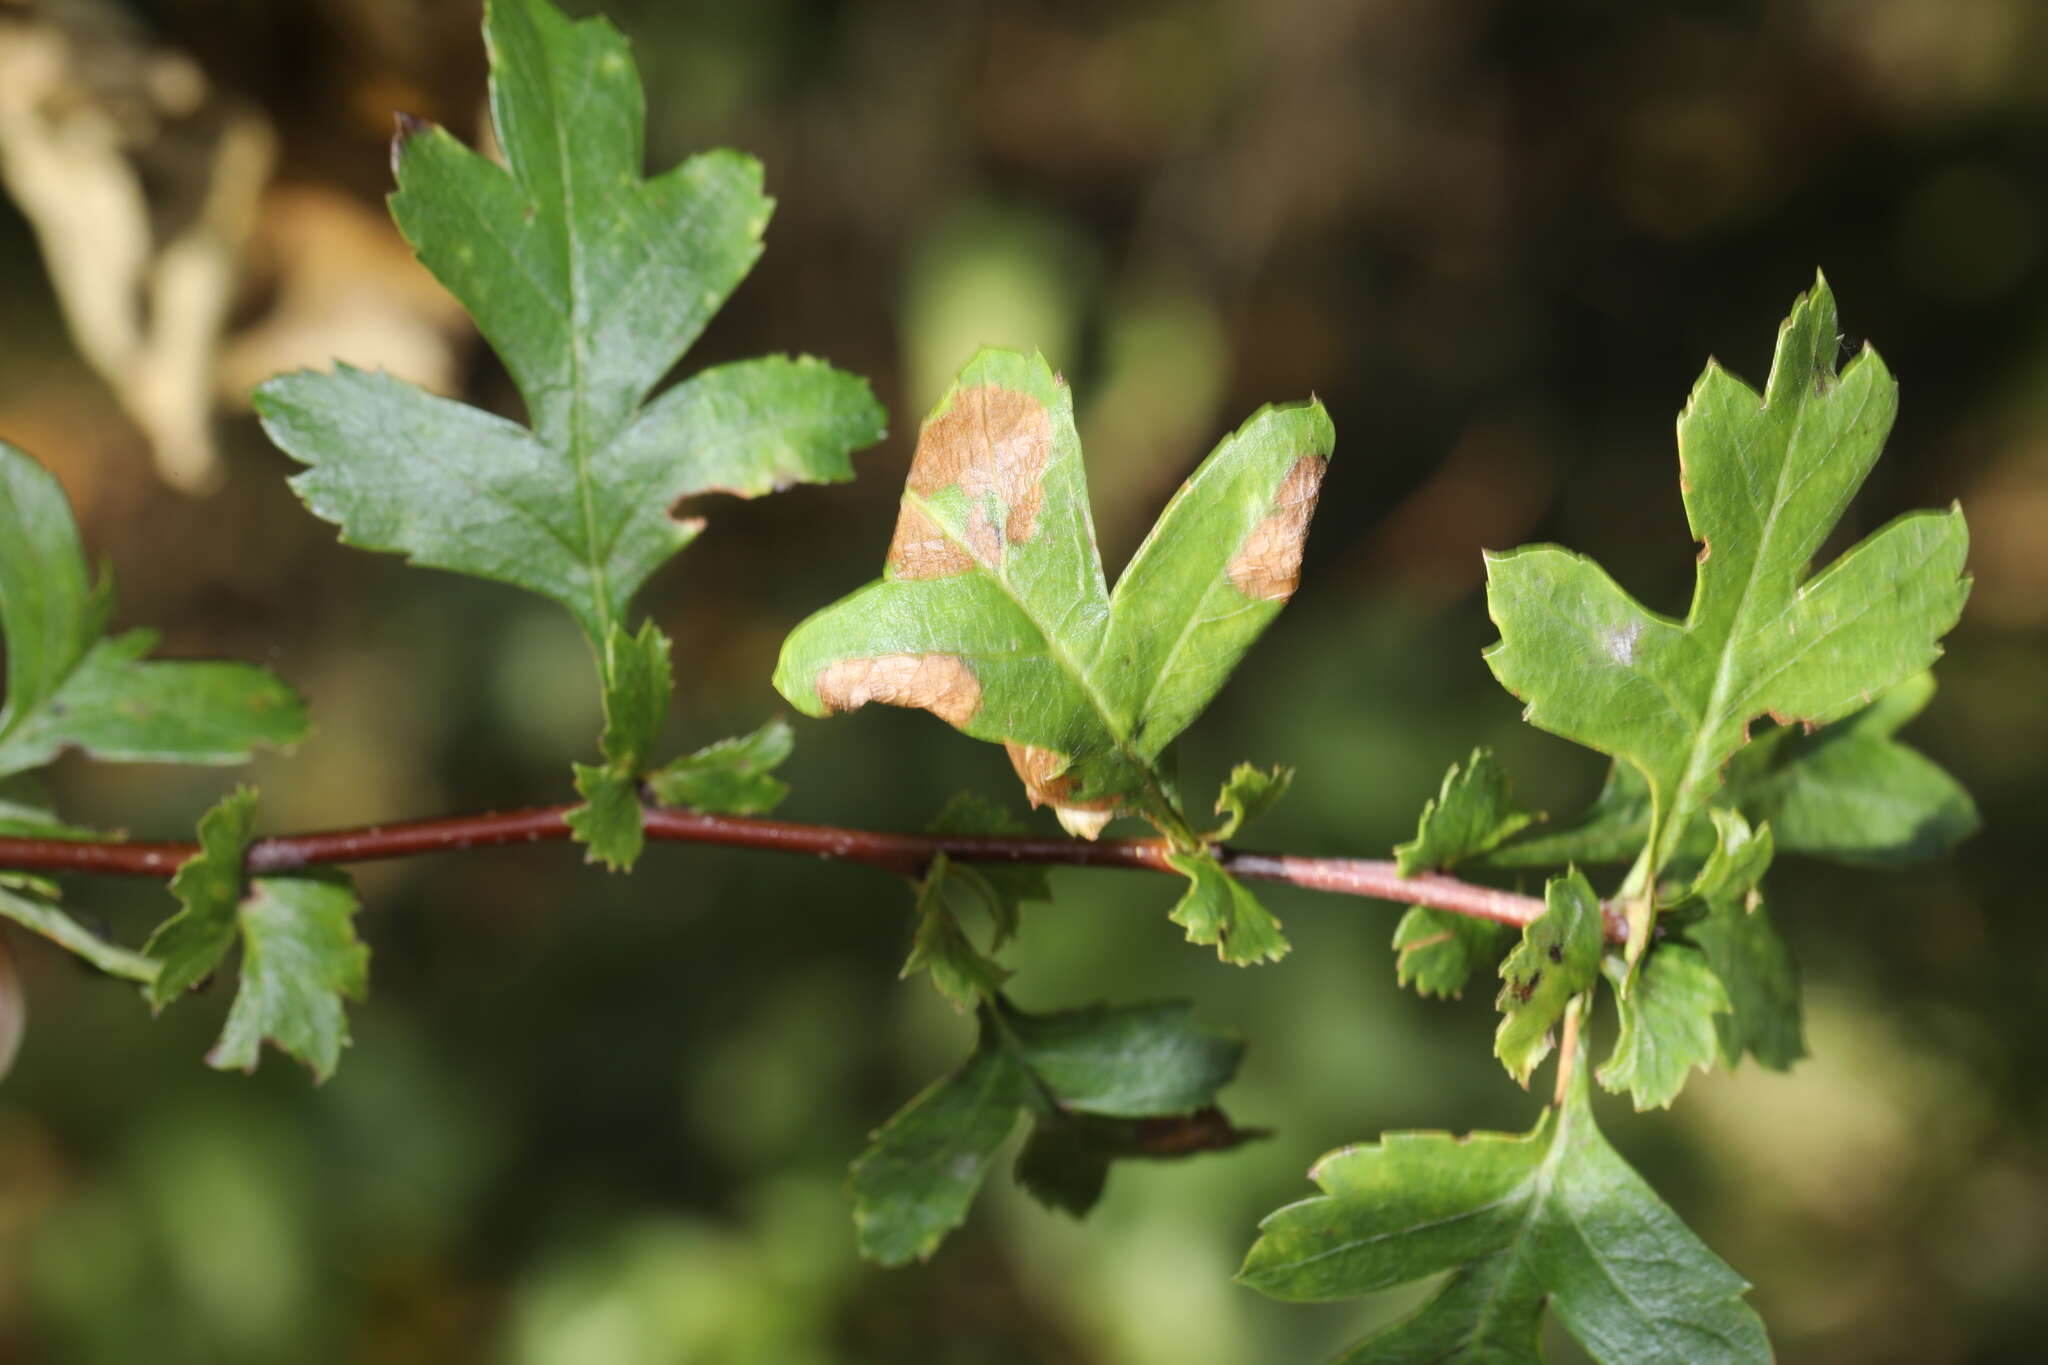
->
1;0;2045;1360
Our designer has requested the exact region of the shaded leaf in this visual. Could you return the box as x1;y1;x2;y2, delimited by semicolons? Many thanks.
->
0;884;158;983
1495;870;1604;1086
1491;674;1974;872
1395;748;1533;875
1016;1107;1261;1217
644;718;793;815
776;348;1333;841
1166;851;1289;965
1392;906;1506;1000
1484;277;1968;958
1686;899;1804;1071
1680;810;1803;1070
565;620;672;870
926;791;1050;931
206;871;368;1081
0;443;305;780
144;787;258;1007
851;998;1246;1264
901;852;1013;1011
1240;1033;1769;1364
998;998;1243;1116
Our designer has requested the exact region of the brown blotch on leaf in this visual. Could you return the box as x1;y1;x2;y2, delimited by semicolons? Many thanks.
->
815;654;982;728
885;502;973;579
886;383;1052;577
1006;741;1120;839
1229;455;1327;602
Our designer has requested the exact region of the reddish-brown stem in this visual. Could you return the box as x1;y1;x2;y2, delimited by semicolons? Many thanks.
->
0;806;1628;941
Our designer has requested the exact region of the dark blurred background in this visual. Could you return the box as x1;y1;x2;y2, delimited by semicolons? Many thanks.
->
0;0;2043;1360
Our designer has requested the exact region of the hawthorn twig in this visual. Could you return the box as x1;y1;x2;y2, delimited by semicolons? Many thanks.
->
0;807;1629;942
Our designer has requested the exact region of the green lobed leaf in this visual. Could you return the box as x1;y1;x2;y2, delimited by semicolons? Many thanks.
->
644;718;793;815
1597;948;1729;1110
899;795;1058;1007
253;0;883;653
1483;276;1969;954
0;444;306;780
1239;1029;1770;1363
774;348;1334;841
850;997;1247;1264
997;998;1243;1116
1495;870;1605;1086
1685;898;1804;1071
925;792;1051;933
1211;762;1293;841
0;884;159;983
1395;748;1534;875
565;620;673;870
1728;672;1977;866
1680;810;1803;1069
901;852;1014;1011
1490;674;1975;873
144;787;259;1008
1165;851;1289;965
1392;906;1506;1000
206;871;369;1082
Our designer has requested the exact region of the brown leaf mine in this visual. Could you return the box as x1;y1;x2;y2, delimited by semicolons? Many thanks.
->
1228;455;1326;602
815;654;982;727
1006;741;1119;840
887;384;1052;577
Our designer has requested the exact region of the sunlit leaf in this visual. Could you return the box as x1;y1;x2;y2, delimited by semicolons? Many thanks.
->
1211;762;1292;841
1598;948;1729;1110
1484;276;1968;961
644;718;793;815
776;348;1333;846
1166;851;1289;965
1395;748;1533;875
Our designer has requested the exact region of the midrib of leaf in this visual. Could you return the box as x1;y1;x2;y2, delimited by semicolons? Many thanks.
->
1661;373;1874;870
550;67;616;652
1120;577;1253;759
900;485;1190;838
1466;1106;1568;1347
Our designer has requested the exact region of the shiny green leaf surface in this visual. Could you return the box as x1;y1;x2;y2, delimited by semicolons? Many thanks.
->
775;348;1333;842
1484;279;1968;916
1240;1035;1769;1363
254;0;882;652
